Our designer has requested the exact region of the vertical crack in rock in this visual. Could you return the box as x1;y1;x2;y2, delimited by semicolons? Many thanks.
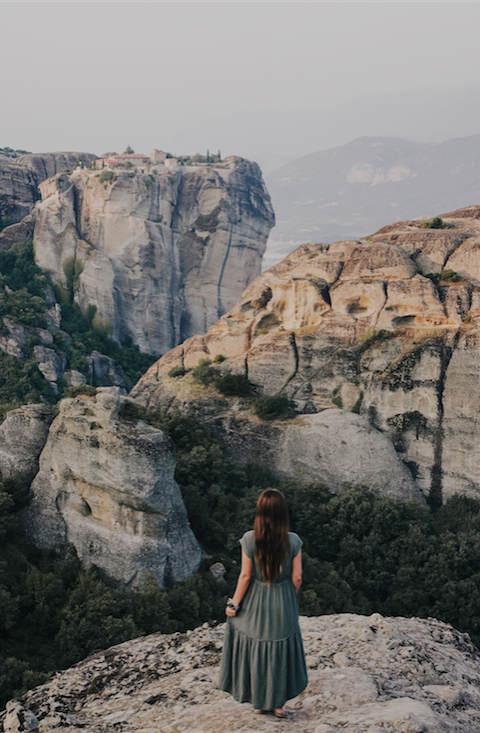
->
216;224;234;317
429;334;458;508
373;278;389;329
280;332;299;392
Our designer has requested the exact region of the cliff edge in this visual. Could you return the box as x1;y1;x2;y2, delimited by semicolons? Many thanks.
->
3;613;480;732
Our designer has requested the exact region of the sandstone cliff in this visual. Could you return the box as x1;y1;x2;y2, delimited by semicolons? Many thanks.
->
20;388;200;587
131;206;480;505
31;158;274;355
3;613;480;732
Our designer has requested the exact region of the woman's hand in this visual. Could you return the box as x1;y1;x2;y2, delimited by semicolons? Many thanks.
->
225;606;237;617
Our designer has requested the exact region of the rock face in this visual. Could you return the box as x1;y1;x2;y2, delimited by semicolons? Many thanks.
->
31;157;274;355
132;206;480;504
20;388;200;587
0;152;95;248
0;404;54;482
3;613;480;732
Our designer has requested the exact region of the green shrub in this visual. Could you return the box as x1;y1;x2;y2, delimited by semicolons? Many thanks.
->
440;269;460;283
213;354;225;363
216;373;252;397
64;384;97;399
253;394;296;420
0;352;57;405
191;358;215;386
331;386;343;409
54;568;140;668
420;216;450;230
307;252;318;259
98;170;116;184
190;359;252;397
118;400;146;423
351;390;364;414
0;402;18;424
168;365;186;378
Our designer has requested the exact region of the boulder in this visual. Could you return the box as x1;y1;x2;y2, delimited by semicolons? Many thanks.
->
0;404;54;481
20;388;200;587
32;345;66;382
64;369;87;387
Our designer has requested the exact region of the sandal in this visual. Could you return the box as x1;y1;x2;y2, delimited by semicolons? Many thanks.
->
274;707;286;718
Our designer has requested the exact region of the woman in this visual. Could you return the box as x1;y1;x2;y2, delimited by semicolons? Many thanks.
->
218;489;308;717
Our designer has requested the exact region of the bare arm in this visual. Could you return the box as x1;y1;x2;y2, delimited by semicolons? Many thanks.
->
292;549;302;594
226;548;252;617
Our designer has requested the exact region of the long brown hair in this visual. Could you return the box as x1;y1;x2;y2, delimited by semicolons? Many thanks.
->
254;489;289;585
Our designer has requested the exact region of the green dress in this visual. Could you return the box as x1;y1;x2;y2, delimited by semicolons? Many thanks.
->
218;530;308;710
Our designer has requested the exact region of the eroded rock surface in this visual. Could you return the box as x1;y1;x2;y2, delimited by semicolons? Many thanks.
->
3;614;480;733
20;388;200;587
32;157;274;355
132;207;480;504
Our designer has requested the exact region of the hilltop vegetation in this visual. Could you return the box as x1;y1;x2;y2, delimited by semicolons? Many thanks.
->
0;147;31;160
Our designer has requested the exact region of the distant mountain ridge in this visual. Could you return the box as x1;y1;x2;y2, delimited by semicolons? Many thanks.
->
172;81;480;159
264;133;480;267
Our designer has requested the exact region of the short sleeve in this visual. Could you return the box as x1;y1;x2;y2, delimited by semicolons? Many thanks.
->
290;532;303;558
240;530;254;559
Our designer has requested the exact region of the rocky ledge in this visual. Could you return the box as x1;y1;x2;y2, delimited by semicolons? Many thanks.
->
3;613;480;733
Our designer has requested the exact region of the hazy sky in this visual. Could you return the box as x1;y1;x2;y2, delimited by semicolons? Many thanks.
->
1;2;479;157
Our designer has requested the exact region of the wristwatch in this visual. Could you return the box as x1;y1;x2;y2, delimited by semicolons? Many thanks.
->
227;598;240;611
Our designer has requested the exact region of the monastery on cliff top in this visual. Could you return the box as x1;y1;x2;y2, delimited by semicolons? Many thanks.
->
98;149;178;171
